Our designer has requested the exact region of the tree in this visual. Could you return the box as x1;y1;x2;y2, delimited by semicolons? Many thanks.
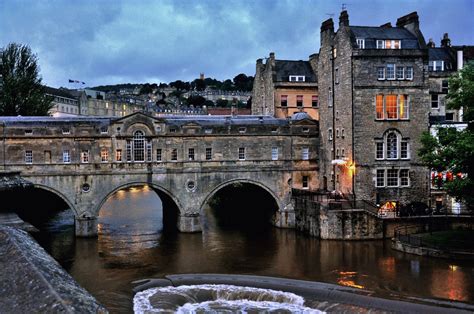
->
0;43;52;115
185;95;206;107
233;73;254;91
418;62;474;210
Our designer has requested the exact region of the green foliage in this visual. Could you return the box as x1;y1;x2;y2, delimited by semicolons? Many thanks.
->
215;99;229;107
0;43;53;116
185;95;206;107
419;62;474;209
446;61;474;130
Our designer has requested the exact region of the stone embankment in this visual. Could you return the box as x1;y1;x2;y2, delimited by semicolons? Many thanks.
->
0;226;107;313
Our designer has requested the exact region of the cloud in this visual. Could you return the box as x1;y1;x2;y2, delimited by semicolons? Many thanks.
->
1;0;472;88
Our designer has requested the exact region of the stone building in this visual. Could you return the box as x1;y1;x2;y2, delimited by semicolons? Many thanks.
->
252;52;319;120
317;11;431;210
45;87;86;117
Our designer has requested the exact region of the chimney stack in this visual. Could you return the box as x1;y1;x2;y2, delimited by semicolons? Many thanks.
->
380;22;392;28
396;11;426;48
441;33;451;47
427;38;435;48
339;10;349;28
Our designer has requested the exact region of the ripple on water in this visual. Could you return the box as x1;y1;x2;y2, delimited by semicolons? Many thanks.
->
133;284;323;313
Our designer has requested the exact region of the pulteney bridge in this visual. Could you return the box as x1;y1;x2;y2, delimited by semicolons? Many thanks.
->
0;112;318;236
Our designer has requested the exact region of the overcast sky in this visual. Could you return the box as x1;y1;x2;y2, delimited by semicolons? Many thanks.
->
1;0;473;88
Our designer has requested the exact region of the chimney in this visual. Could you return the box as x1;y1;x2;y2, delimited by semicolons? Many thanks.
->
321;18;334;33
396;11;426;48
427;38;435;48
268;52;275;68
441;33;451;47
380;22;392;28
339;10;349;28
320;18;335;47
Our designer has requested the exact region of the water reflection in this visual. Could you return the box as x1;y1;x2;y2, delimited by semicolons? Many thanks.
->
31;186;474;313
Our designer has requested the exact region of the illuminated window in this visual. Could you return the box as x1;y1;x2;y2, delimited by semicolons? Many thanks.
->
116;149;122;162
81;150;89;163
101;148;108;162
399;94;409;119
296;95;303;108
280;95;288;107
376;94;409;120
385;95;397;119
377;40;401;49
25;150;33;164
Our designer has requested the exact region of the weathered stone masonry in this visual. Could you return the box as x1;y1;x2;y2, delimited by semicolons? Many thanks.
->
0;113;319;236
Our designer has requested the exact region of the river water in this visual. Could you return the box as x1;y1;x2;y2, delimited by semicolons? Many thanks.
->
32;186;474;313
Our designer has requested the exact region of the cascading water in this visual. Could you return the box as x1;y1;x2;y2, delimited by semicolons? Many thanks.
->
133;284;322;313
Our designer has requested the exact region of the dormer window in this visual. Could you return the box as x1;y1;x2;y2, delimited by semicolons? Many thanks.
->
356;38;365;49
376;40;401;49
289;75;305;82
62;128;70;135
24;129;33;135
429;61;444;72
100;126;108;134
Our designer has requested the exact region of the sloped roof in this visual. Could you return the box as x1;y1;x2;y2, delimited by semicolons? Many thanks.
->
274;60;316;82
44;86;78;99
428;48;455;62
350;26;417;40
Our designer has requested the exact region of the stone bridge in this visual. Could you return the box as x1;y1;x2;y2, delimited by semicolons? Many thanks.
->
0;113;319;236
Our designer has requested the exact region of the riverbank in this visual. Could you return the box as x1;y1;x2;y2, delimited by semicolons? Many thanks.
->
0;226;107;313
133;274;474;313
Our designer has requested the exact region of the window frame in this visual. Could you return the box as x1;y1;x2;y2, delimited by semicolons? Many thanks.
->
116;149;122;162
81;150;89;163
271;147;278;161
280;95;288;107
405;66;413;80
63;150;71;163
100;148;108;162
377;67;385;80
311;95;319;108
302;176;309;189
387;169;399;187
431;94;439;109
376;169;385;187
25;150;33;164
238;147;246;160
171;148;178;161
205;147;212;161
188;148;195;161
296;95;303;108
386;64;395;80
302;147;309;160
356;38;365;49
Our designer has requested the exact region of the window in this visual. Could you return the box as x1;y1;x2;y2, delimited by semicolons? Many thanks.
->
156;149;162;162
169;128;176;133
204;128;213;134
376;169;385;187
133;131;145;162
400;169;409;186
377;67;385;80
302;127;309;133
341;148;345;157
62;128;70;135
63;150;71;163
296;95;303;108
335;68;339;84
341;128;345;138
386;64;395;80
116;149;122;162
238;147;245;160
336;148;340;159
302;176;309;189
81;150;89;163
238;127;246;134
25;150;33;164
376;40;384;49
387;169;399;187
280;95;288;107
271;147;278;160
171;148;178;161
146;140;152;162
377;40;401;49
302;147;309;160
396;66;404;80
188;148;195;161
100;126;108;134
429;60;444;71
445;112;454;121
376;94;409;120
356;38;365;49
289;75;305;82
405;67;413;80
328;128;333;141
386;132;398;159
401;141;409;159
328;87;332;107
126;140;132;162
442;80;449;93
205;148;212;160
376;142;384;159
312;95;318;108
431;94;439;109
24;129;33;135
336;128;340;138
101;148;108;162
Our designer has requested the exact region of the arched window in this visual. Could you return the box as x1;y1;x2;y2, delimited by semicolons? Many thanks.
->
133;130;145;162
386;132;398;159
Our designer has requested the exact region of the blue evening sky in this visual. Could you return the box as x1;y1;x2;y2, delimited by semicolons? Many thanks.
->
1;0;473;88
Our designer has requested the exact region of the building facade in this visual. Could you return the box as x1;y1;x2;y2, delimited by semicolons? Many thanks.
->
252;52;319;120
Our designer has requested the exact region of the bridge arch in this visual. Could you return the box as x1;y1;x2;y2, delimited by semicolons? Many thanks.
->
32;183;78;215
199;178;282;215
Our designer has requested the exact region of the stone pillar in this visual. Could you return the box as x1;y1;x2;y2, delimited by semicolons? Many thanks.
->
273;201;296;228
177;213;202;233
75;216;98;237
